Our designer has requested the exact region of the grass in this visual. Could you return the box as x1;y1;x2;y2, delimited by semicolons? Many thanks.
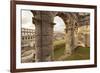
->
53;40;90;61
64;47;90;60
53;40;65;59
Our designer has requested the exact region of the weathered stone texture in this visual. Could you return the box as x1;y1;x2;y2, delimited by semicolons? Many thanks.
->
31;11;90;61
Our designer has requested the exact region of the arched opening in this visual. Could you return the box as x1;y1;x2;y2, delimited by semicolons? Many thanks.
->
53;16;66;60
21;10;36;63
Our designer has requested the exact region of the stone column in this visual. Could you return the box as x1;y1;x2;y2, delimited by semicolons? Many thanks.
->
31;11;55;62
57;13;73;56
31;11;42;62
64;14;78;55
64;27;72;56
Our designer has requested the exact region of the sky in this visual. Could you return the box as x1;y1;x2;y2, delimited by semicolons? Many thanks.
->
22;10;65;32
22;10;35;29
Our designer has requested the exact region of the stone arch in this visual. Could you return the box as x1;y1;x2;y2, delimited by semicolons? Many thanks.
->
54;12;79;55
31;11;79;61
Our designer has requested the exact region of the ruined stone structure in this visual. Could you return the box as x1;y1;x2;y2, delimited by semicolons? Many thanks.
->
30;11;90;62
21;28;35;63
31;11;56;62
57;13;79;54
21;28;35;43
78;13;90;47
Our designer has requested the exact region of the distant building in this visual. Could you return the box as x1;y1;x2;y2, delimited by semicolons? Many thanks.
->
21;28;35;47
21;28;36;63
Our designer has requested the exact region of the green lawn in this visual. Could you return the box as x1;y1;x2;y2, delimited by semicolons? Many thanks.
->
53;40;90;61
64;47;90;60
53;40;65;60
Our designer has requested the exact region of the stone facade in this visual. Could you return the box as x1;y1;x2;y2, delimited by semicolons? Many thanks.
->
21;28;35;63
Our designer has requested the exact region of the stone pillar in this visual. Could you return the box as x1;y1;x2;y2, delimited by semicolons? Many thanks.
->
64;14;78;55
31;11;55;62
57;13;72;56
64;27;72;56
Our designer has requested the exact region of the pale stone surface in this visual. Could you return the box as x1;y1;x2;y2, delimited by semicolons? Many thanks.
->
78;25;90;47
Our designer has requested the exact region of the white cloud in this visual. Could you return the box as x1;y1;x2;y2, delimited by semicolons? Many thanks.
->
22;10;35;29
54;16;65;32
